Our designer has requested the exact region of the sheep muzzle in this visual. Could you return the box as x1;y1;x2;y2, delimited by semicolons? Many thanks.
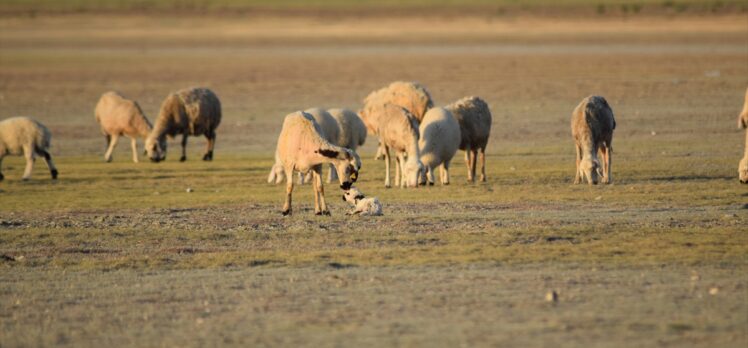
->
341;181;352;190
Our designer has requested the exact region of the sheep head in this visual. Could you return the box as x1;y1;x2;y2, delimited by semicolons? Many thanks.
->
739;156;748;184
315;147;361;190
145;135;168;163
403;159;424;188
579;157;600;185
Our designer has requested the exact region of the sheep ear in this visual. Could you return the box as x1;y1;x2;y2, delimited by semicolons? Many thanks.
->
316;149;339;159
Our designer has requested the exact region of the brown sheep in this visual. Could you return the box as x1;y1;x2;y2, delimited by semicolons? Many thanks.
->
360;81;433;160
571;96;616;185
375;103;423;188
94;91;153;163
445;96;492;182
145;87;221;162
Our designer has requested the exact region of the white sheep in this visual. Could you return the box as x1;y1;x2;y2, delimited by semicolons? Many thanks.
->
738;87;748;183
0;117;58;181
342;186;383;216
418;107;461;186
445;96;492;182
361;81;433;160
374;103;423;188
94;91;153;163
274;111;362;216
145;87;221;162
571;95;616;185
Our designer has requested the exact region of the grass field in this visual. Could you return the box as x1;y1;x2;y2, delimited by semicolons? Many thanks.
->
0;5;747;347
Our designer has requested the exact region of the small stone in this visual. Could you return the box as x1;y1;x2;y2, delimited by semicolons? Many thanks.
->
153;192;160;195
651;131;657;136
595;196;602;201
186;188;193;193
545;290;558;302
709;287;719;295
690;272;700;282
509;166;516;171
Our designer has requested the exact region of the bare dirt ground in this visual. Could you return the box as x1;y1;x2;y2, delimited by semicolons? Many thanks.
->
0;10;747;347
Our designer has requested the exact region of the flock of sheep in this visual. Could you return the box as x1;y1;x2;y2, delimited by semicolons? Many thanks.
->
1;82;747;215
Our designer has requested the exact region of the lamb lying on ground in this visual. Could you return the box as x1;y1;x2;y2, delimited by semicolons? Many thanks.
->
0;116;58;181
342;186;383;216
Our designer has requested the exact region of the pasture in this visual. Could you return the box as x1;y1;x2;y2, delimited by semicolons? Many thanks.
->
0;3;747;347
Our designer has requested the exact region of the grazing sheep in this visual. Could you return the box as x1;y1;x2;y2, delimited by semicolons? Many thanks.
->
303;108;341;184
738;88;748;183
342;186;383;216
145;87;221;162
360;81;434;160
418;107;461;186
375;103;423;188
94;91;153;163
445;96;492;182
275;111;362;216
571;95;616;185
0;117;58;181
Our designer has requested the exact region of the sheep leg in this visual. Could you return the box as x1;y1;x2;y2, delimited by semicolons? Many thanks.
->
37;149;58;180
479;148;486;182
22;146;35;180
426;166;435;186
203;131;215;161
442;161;451;185
601;144;612;184
130;137;139;163
394;155;402;188
384;146;391;188
574;143;582;184
315;168;330;215
0;156;4;181
180;134;188;162
282;168;294;215
104;134;119;162
464;149;474;182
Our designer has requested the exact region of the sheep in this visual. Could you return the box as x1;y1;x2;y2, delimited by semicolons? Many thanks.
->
374;103;424;188
571;95;616;185
0;117;58;181
738;87;748;183
342;186;383;216
145;87;221;163
445;96;492;182
360;81;434;160
94;91;153;163
418;107;461;186
274;111;362;216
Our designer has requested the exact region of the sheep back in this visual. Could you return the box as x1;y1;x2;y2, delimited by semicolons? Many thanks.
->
328;108;367;149
0;117;51;156
155;87;221;137
377;104;420;155
418;107;461;168
361;81;434;131
303;108;340;145
276;111;334;173
95;91;152;138
571;95;615;150
445;96;492;151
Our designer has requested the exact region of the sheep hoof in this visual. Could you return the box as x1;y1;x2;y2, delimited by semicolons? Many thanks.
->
323;211;331;216
281;210;291;216
105;157;113;163
203;152;213;161
179;156;187;162
0;173;4;181
428;182;434;186
21;177;30;181
51;170;58;180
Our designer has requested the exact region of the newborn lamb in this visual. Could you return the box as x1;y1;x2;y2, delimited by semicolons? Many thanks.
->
342;187;383;216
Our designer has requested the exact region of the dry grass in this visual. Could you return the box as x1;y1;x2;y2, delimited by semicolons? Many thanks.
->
0;10;747;347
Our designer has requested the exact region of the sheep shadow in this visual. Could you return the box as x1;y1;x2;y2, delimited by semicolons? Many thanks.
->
648;175;735;182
